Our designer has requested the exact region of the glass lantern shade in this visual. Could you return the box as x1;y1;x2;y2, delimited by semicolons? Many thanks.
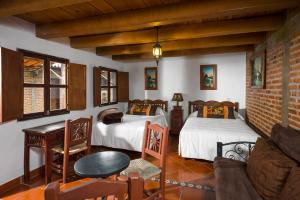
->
153;43;162;59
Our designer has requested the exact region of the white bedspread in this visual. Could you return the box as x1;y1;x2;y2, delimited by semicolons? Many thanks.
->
92;114;168;152
178;116;259;161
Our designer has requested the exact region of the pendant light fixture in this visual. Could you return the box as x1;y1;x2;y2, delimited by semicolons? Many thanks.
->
152;27;162;66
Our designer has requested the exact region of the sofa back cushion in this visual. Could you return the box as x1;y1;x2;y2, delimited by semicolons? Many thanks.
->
247;138;297;200
278;167;300;200
271;123;300;162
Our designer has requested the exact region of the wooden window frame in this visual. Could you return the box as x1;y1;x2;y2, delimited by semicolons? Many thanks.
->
19;49;69;120
100;67;118;106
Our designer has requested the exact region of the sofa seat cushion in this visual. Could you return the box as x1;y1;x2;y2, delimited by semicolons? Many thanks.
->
247;138;297;200
279;167;300;200
214;157;263;200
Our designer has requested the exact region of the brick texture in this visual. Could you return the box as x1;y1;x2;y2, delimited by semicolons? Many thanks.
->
246;44;284;136
288;33;300;130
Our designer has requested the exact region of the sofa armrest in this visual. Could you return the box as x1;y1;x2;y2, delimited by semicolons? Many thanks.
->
217;141;256;162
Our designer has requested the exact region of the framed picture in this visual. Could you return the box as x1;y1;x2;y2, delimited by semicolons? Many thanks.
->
200;64;217;90
251;50;266;89
145;67;158;90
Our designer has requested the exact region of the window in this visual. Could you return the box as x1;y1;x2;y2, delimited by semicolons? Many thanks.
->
100;67;118;105
21;50;69;120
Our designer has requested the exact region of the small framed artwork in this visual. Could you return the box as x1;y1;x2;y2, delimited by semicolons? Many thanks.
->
200;64;217;90
251;50;266;89
145;67;158;90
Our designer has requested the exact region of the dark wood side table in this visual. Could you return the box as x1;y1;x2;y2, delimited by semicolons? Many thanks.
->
170;106;184;135
23;121;65;184
74;151;130;178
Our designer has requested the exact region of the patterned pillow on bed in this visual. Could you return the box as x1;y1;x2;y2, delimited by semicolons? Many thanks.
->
130;104;152;115
204;105;228;118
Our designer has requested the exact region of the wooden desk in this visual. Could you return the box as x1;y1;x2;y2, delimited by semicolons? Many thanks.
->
23;121;65;184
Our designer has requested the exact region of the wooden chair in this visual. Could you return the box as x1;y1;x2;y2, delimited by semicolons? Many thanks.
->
51;116;93;183
121;121;169;200
45;172;144;200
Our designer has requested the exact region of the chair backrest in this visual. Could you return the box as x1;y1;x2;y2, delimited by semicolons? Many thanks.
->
64;116;93;151
45;173;144;200
141;121;169;168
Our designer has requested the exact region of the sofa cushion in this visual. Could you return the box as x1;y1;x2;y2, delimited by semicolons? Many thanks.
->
247;138;297;200
214;157;262;200
278;167;300;200
271;123;300;162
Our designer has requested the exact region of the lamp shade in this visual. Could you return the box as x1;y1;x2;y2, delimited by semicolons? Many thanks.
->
172;93;184;102
153;42;162;59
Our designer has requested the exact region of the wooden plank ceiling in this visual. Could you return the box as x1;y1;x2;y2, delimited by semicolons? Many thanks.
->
2;0;300;61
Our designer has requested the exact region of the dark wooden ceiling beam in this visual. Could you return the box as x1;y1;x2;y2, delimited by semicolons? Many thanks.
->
71;15;283;48
96;33;265;55
36;0;298;38
112;45;254;61
0;0;92;18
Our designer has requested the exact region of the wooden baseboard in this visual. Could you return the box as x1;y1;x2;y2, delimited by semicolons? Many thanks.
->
0;166;44;196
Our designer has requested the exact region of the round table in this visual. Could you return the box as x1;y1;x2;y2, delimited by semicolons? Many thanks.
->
74;151;130;178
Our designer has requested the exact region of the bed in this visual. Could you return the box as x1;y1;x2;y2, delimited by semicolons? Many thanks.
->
92;99;168;152
179;100;260;161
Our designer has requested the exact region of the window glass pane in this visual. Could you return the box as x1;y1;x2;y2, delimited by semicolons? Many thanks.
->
24;56;44;84
50;61;66;85
110;88;117;102
24;87;44;114
101;70;108;86
110;71;117;86
50;88;66;111
101;88;108;104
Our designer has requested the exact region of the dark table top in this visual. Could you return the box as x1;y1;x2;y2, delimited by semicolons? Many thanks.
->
74;151;130;178
22;121;65;134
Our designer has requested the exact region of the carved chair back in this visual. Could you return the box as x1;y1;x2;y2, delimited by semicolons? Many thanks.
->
64;116;93;152
141;121;169;169
45;173;144;200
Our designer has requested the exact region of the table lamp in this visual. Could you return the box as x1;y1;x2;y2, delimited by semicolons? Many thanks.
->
172;93;184;108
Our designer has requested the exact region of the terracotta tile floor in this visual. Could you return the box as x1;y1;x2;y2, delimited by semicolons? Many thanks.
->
1;136;215;200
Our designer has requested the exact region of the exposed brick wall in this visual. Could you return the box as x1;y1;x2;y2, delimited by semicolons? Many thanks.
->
288;33;300;129
246;44;284;136
24;70;44;114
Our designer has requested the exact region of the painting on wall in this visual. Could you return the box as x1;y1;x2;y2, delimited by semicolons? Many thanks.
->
200;64;217;90
145;67;158;90
251;50;266;89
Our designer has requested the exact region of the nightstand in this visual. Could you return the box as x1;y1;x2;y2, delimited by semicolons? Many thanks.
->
170;106;184;135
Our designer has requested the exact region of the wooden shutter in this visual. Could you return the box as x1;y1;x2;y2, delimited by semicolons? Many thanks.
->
93;67;101;106
67;63;86;110
0;47;23;122
117;72;129;102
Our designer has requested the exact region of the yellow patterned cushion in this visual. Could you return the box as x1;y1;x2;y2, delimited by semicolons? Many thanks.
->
130;104;151;116
120;158;161;180
204;105;226;118
52;142;87;155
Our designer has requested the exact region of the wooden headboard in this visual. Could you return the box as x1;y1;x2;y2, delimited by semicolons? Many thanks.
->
188;100;239;114
128;99;168;112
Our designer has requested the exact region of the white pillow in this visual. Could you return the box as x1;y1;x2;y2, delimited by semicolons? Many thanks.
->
234;111;245;120
155;107;166;116
189;111;198;117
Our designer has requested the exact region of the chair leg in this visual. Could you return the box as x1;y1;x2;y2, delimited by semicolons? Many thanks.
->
160;173;165;200
63;154;69;184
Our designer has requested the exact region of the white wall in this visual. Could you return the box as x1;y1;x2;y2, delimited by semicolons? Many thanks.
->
124;53;246;118
0;17;125;185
